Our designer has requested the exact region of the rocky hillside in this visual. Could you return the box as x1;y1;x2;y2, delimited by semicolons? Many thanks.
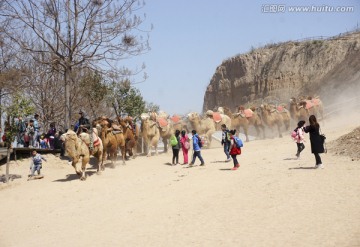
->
328;126;360;161
203;31;360;112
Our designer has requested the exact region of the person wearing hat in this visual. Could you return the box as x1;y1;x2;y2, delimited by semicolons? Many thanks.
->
77;110;91;134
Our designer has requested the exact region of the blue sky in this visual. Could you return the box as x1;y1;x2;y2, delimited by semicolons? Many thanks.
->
129;0;360;115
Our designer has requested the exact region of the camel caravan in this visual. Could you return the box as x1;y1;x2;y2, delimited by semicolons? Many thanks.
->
60;95;324;180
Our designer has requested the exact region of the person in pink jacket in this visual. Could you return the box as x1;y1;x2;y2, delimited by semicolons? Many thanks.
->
293;120;306;159
180;130;190;164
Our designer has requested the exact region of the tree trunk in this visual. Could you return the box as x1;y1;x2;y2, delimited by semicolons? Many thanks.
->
65;69;71;129
5;147;10;183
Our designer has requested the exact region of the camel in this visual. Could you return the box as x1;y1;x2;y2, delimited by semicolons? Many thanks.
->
187;112;215;148
117;116;138;159
62;129;103;180
259;104;290;138
170;114;189;132
204;110;231;131
94;117;126;166
305;96;324;120
140;113;160;156
151;111;174;153
219;106;265;141
289;97;309;122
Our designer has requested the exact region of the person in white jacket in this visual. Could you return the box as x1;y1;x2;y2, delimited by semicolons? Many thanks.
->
293;120;306;159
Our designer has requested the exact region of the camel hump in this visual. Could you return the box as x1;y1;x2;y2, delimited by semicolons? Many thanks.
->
244;109;253;118
212;112;222;123
170;115;181;123
305;100;314;109
157;117;168;128
111;123;122;131
312;98;321;106
277;105;285;112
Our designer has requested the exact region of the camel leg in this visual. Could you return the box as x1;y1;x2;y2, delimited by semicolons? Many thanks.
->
121;146;126;165
146;141;152;157
206;131;213;148
80;156;89;180
71;157;82;177
163;139;168;153
243;126;249;142
277;123;283;138
261;125;266;139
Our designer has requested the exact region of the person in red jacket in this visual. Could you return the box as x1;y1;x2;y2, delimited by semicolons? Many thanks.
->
229;129;241;170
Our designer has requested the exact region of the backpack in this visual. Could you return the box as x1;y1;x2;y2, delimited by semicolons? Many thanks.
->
170;135;178;146
291;128;299;140
233;136;243;148
184;140;190;150
197;135;204;148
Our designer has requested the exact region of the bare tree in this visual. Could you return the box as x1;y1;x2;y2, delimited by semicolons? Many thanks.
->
1;0;150;128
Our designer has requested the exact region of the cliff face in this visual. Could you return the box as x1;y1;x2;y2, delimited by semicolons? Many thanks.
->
203;31;360;112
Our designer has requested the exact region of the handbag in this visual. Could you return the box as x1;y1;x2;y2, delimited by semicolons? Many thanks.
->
320;128;327;153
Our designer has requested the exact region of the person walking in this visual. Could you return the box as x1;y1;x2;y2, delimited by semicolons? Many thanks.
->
221;124;231;162
304;115;325;169
293;120;306;159
28;150;47;178
180;130;190;164
189;130;205;167
229;129;241;170
171;130;181;165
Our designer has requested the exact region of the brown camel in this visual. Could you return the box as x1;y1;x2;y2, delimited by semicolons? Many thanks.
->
94;117;126;166
220;106;265;141
117;116;138;159
62;129;103;180
289;97;309;122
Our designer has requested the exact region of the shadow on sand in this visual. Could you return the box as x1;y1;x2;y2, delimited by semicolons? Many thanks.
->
289;167;317;170
0;174;22;183
53;170;97;182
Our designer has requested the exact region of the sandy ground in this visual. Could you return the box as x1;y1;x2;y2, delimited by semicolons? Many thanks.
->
1;112;360;247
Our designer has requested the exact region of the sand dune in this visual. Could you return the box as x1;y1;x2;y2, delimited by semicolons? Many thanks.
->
0;112;360;247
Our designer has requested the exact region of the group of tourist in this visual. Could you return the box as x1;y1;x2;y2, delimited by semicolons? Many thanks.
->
170;114;325;171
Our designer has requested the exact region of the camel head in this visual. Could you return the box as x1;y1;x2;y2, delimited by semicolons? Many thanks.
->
187;112;200;122
158;110;168;119
140;113;150;121
217;107;224;114
290;97;297;104
205;110;213;117
238;105;245;112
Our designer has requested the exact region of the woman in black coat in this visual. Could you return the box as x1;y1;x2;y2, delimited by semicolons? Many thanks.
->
304;115;325;168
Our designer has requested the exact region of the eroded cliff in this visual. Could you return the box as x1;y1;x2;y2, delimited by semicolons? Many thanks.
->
203;31;360;112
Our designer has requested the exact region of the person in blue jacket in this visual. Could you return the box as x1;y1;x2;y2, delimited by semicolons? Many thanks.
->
189;130;205;166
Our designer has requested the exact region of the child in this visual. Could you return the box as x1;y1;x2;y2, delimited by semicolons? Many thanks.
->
29;150;47;177
39;135;50;149
189;130;205;166
171;130;181;165
229;129;241;170
180;130;190;164
47;122;56;149
293;120;306;159
26;120;35;147
221;124;231;162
